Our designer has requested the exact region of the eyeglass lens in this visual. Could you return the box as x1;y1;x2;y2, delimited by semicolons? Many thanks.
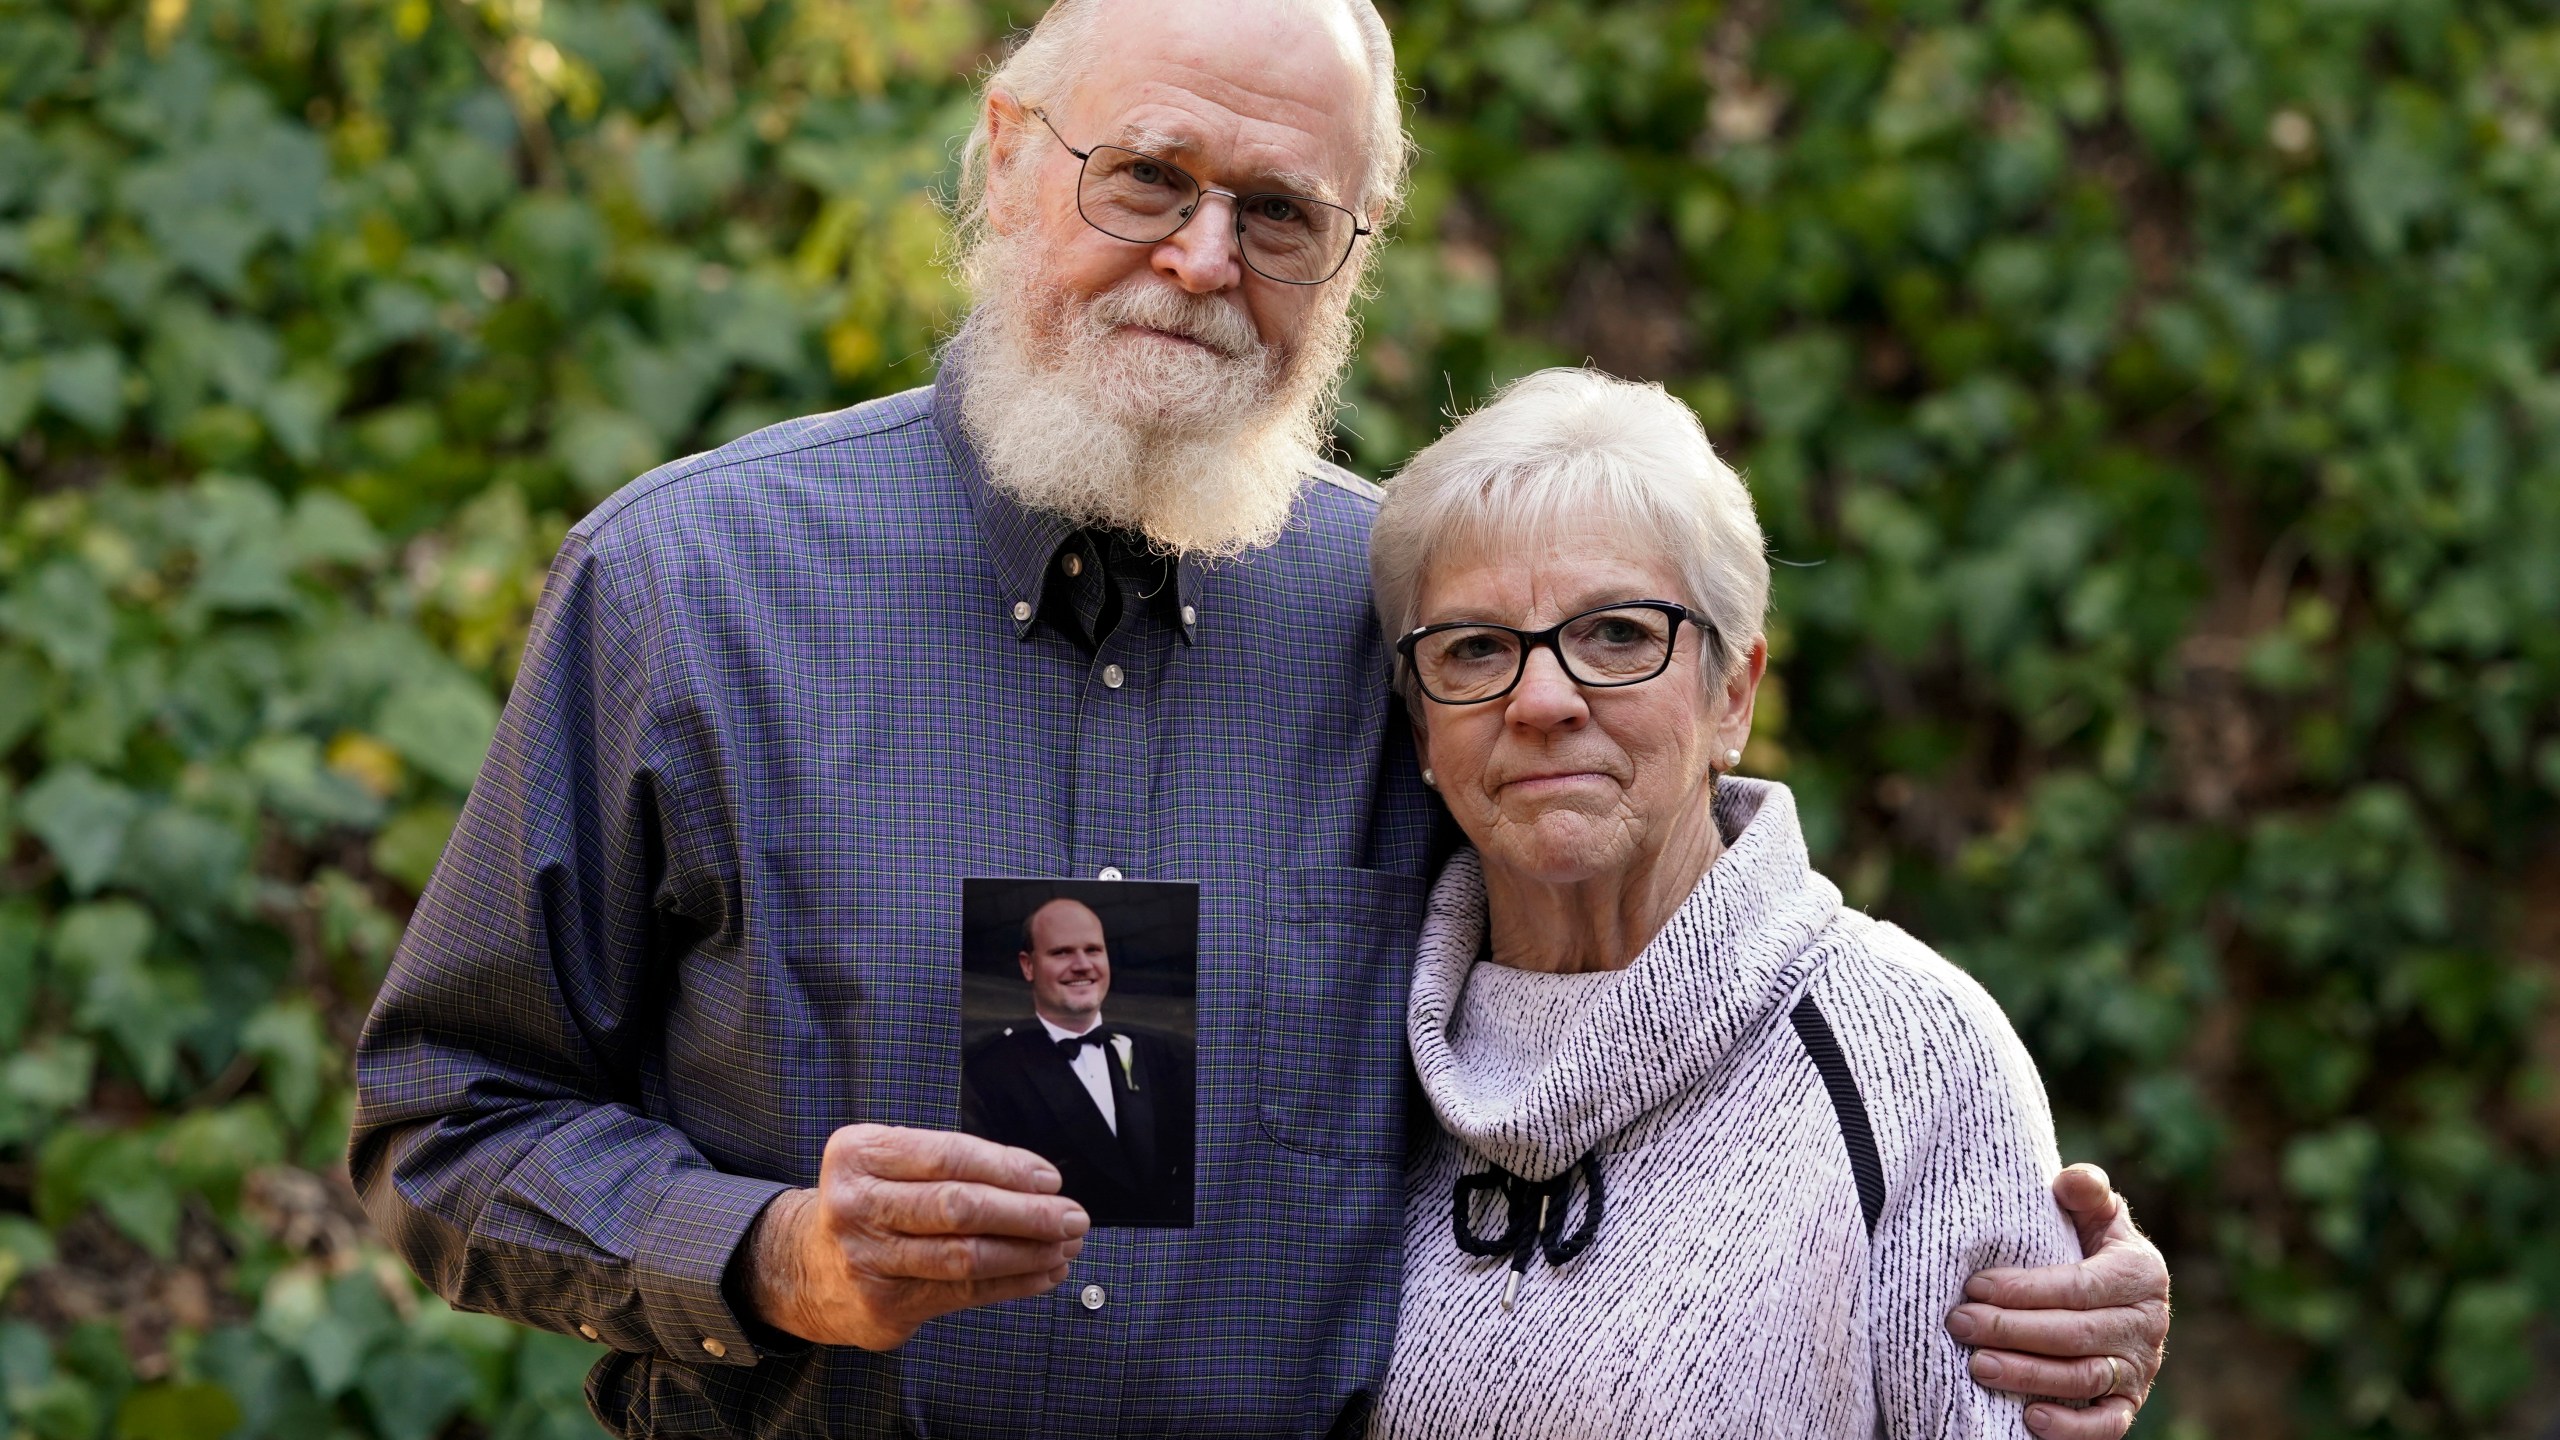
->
1411;607;1679;703
1078;146;1356;284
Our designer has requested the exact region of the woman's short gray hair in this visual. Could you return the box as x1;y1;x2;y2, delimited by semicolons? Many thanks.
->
952;0;1411;280
1370;368;1769;706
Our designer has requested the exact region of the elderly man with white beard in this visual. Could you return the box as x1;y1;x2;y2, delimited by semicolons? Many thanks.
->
350;1;2172;1435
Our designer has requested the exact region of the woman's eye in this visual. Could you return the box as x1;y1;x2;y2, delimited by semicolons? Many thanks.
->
1589;620;1643;645
1444;634;1508;663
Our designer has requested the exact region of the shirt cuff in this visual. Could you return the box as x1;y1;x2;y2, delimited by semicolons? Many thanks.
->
632;1166;795;1367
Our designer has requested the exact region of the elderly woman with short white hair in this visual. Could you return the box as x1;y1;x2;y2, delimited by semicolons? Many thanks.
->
1365;369;2102;1437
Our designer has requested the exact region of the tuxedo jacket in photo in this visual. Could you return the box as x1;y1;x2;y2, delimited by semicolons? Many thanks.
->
961;1023;1195;1226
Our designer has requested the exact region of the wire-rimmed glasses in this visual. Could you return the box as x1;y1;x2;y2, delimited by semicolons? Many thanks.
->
1396;601;1714;706
1030;108;1371;286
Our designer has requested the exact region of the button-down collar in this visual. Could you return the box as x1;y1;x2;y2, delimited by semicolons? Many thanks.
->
932;356;1204;645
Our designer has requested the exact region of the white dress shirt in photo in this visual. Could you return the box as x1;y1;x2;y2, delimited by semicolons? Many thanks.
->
1041;1015;1117;1134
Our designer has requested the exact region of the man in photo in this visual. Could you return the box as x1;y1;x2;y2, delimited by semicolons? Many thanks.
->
962;898;1194;1226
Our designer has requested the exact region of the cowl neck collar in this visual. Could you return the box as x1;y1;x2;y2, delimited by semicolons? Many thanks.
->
1408;778;1843;1180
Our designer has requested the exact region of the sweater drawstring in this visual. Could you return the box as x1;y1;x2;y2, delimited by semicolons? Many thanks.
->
1451;1151;1605;1312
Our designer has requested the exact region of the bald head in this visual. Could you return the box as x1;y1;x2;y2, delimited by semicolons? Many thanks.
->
1019;898;1112;1030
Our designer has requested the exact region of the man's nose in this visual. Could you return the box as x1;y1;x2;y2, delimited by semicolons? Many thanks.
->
1504;647;1589;731
1152;192;1245;294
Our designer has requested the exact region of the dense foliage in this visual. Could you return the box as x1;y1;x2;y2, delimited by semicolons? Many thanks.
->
0;0;2552;1435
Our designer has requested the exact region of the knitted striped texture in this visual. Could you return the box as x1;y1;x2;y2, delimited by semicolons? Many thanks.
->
1374;779;2079;1438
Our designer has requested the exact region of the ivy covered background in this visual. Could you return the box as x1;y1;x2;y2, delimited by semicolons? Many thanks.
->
1;0;2555;1435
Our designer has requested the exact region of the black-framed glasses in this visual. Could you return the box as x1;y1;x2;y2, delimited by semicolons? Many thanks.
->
1030;108;1371;286
1396;601;1714;706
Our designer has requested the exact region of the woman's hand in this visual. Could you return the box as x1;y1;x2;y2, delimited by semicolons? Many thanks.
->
1944;1164;2170;1438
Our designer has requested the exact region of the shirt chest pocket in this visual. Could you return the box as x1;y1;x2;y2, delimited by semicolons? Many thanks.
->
1255;865;1428;1162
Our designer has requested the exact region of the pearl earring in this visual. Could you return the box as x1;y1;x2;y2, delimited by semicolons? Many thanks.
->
1421;767;1436;788
1725;749;1742;769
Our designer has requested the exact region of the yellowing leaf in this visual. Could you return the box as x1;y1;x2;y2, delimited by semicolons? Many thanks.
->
327;732;408;799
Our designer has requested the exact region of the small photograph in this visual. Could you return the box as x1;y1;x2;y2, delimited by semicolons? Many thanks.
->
959;877;1198;1227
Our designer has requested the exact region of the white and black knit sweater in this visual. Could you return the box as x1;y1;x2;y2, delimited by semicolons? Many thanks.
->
1372;779;2077;1439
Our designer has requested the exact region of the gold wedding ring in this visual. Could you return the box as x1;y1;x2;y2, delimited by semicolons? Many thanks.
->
2102;1355;2125;1397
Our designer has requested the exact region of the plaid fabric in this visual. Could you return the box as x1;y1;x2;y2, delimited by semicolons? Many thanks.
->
350;367;1440;1439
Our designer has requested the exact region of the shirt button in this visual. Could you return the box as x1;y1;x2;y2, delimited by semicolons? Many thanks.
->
700;1337;728;1359
1181;604;1197;626
1062;553;1084;577
1102;663;1126;689
578;1323;600;1341
1097;866;1123;881
1079;1283;1108;1311
1010;600;1032;622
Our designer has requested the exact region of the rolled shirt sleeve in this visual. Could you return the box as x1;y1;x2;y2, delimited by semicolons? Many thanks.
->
350;530;784;1367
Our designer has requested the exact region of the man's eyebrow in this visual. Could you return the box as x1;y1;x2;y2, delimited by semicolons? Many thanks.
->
1106;124;1343;203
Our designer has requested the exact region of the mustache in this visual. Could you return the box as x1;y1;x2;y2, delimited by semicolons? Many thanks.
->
1087;280;1263;361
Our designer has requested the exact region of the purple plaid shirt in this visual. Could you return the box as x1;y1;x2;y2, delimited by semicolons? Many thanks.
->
351;368;1439;1438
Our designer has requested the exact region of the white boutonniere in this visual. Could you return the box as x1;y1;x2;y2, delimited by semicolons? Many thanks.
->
1110;1033;1139;1091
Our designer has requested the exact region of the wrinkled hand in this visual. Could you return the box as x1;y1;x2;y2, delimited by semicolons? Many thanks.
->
1946;1164;2170;1438
745;1124;1089;1351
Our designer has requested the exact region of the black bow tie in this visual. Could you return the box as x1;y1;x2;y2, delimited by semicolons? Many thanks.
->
1056;1031;1113;1061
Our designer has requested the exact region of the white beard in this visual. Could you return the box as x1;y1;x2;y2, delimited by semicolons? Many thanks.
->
951;226;1355;560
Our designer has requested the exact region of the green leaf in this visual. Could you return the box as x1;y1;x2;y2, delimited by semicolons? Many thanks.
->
0;357;40;440
20;766;141;895
312;866;400;973
0;900;38;1049
371;801;462;893
115;95;328;293
0;1039;95;1148
1742;331;1852;438
185;474;296;613
0;559;115;673
2435;1280;2534;1417
12;1373;103;1440
194;1326;331;1439
243;733;385;833
358;1344;480;1440
284;490;386;570
114;1383;243;1440
1872;28;1988;153
551;405;665;500
37;1126;181;1259
240;1001;329;1127
259;366;345;463
0;1317;53;1394
494;194;610;317
298;1086;355;1174
375;671;500;792
0;14;81;107
158;1102;286;1213
419;129;518;228
2118;59;2190;158
40;345;129;436
0;1214;58;1304
51;900;201;1096
114;805;252;925
0;650;45;755
258;1269;398;1400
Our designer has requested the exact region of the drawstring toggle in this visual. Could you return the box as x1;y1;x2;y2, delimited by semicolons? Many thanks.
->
1451;1152;1605;1313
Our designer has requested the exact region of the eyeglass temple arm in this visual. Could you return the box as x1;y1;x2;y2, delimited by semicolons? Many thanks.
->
1026;107;1091;161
